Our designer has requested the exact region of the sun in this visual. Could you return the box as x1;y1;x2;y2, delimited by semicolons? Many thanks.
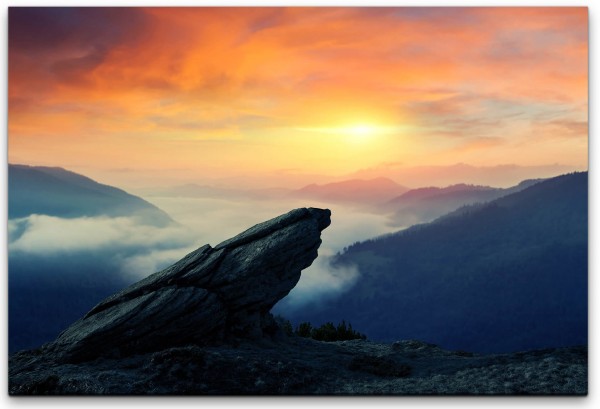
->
348;124;375;137
294;121;393;144
344;124;378;142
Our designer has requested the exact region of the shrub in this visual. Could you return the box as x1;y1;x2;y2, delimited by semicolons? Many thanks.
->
295;320;367;342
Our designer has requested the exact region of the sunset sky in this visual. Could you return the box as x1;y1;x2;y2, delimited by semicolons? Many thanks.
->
8;7;588;188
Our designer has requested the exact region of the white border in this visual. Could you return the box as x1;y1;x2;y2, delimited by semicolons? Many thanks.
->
1;1;595;408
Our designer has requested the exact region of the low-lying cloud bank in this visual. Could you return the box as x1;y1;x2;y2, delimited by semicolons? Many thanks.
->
8;196;396;352
148;196;397;309
9;196;398;294
9;215;197;279
9;215;191;254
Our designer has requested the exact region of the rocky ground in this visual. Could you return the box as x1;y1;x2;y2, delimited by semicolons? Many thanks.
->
9;337;587;395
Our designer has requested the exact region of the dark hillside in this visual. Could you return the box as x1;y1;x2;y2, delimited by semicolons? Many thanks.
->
8;164;173;226
282;172;588;353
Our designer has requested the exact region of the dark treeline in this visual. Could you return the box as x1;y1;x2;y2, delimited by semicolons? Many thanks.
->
277;317;367;342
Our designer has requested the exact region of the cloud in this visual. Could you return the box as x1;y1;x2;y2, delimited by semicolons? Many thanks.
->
275;252;360;311
51;45;110;83
6;178;400;353
117;247;198;280
148;196;397;309
10;195;398;302
8;8;587;179
8;214;200;279
7;212;196;351
533;119;588;139
9;8;149;52
9;215;193;255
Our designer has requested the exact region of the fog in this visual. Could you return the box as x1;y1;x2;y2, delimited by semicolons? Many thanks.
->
8;197;398;308
9;215;196;283
9;215;193;255
148;196;398;308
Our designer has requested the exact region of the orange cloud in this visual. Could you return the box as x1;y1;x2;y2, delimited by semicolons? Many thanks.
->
8;7;588;185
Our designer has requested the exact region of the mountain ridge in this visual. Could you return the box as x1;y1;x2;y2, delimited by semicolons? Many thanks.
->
279;172;588;353
348;163;578;188
9;164;174;226
290;177;409;205
381;178;544;226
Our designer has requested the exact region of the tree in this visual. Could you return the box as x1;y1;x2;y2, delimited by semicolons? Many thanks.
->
295;322;313;338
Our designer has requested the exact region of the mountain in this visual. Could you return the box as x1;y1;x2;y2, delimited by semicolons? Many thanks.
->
383;179;543;227
349;163;578;188
8;164;173;226
279;172;588;354
290;177;409;205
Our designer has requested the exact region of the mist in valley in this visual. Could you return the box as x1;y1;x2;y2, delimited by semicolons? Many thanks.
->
8;191;399;352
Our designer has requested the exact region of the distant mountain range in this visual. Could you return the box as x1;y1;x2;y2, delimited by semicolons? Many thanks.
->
289;177;409;205
349;163;579;188
144;177;410;208
8;164;173;226
141;175;549;227
279;172;588;353
382;179;543;227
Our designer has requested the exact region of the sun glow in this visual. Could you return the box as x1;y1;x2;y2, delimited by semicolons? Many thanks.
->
347;124;376;139
297;123;386;137
337;123;383;144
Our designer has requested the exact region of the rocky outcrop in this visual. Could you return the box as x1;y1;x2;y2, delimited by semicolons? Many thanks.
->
44;207;331;363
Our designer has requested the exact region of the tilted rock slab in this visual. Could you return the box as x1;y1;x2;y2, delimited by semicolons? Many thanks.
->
47;207;331;362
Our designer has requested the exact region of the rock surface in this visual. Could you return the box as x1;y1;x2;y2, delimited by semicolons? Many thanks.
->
42;207;331;363
9;338;587;395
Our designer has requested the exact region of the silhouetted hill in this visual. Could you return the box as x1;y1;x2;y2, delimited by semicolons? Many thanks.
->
383;179;542;226
291;177;409;205
8;164;173;226
282;172;587;353
349;163;577;188
391;184;495;201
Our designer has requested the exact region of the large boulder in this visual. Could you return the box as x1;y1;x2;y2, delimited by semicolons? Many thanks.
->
46;207;331;362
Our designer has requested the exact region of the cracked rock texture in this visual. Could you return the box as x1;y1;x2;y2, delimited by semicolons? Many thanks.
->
44;207;331;363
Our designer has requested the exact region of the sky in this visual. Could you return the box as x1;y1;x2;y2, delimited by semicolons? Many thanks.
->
8;7;588;189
